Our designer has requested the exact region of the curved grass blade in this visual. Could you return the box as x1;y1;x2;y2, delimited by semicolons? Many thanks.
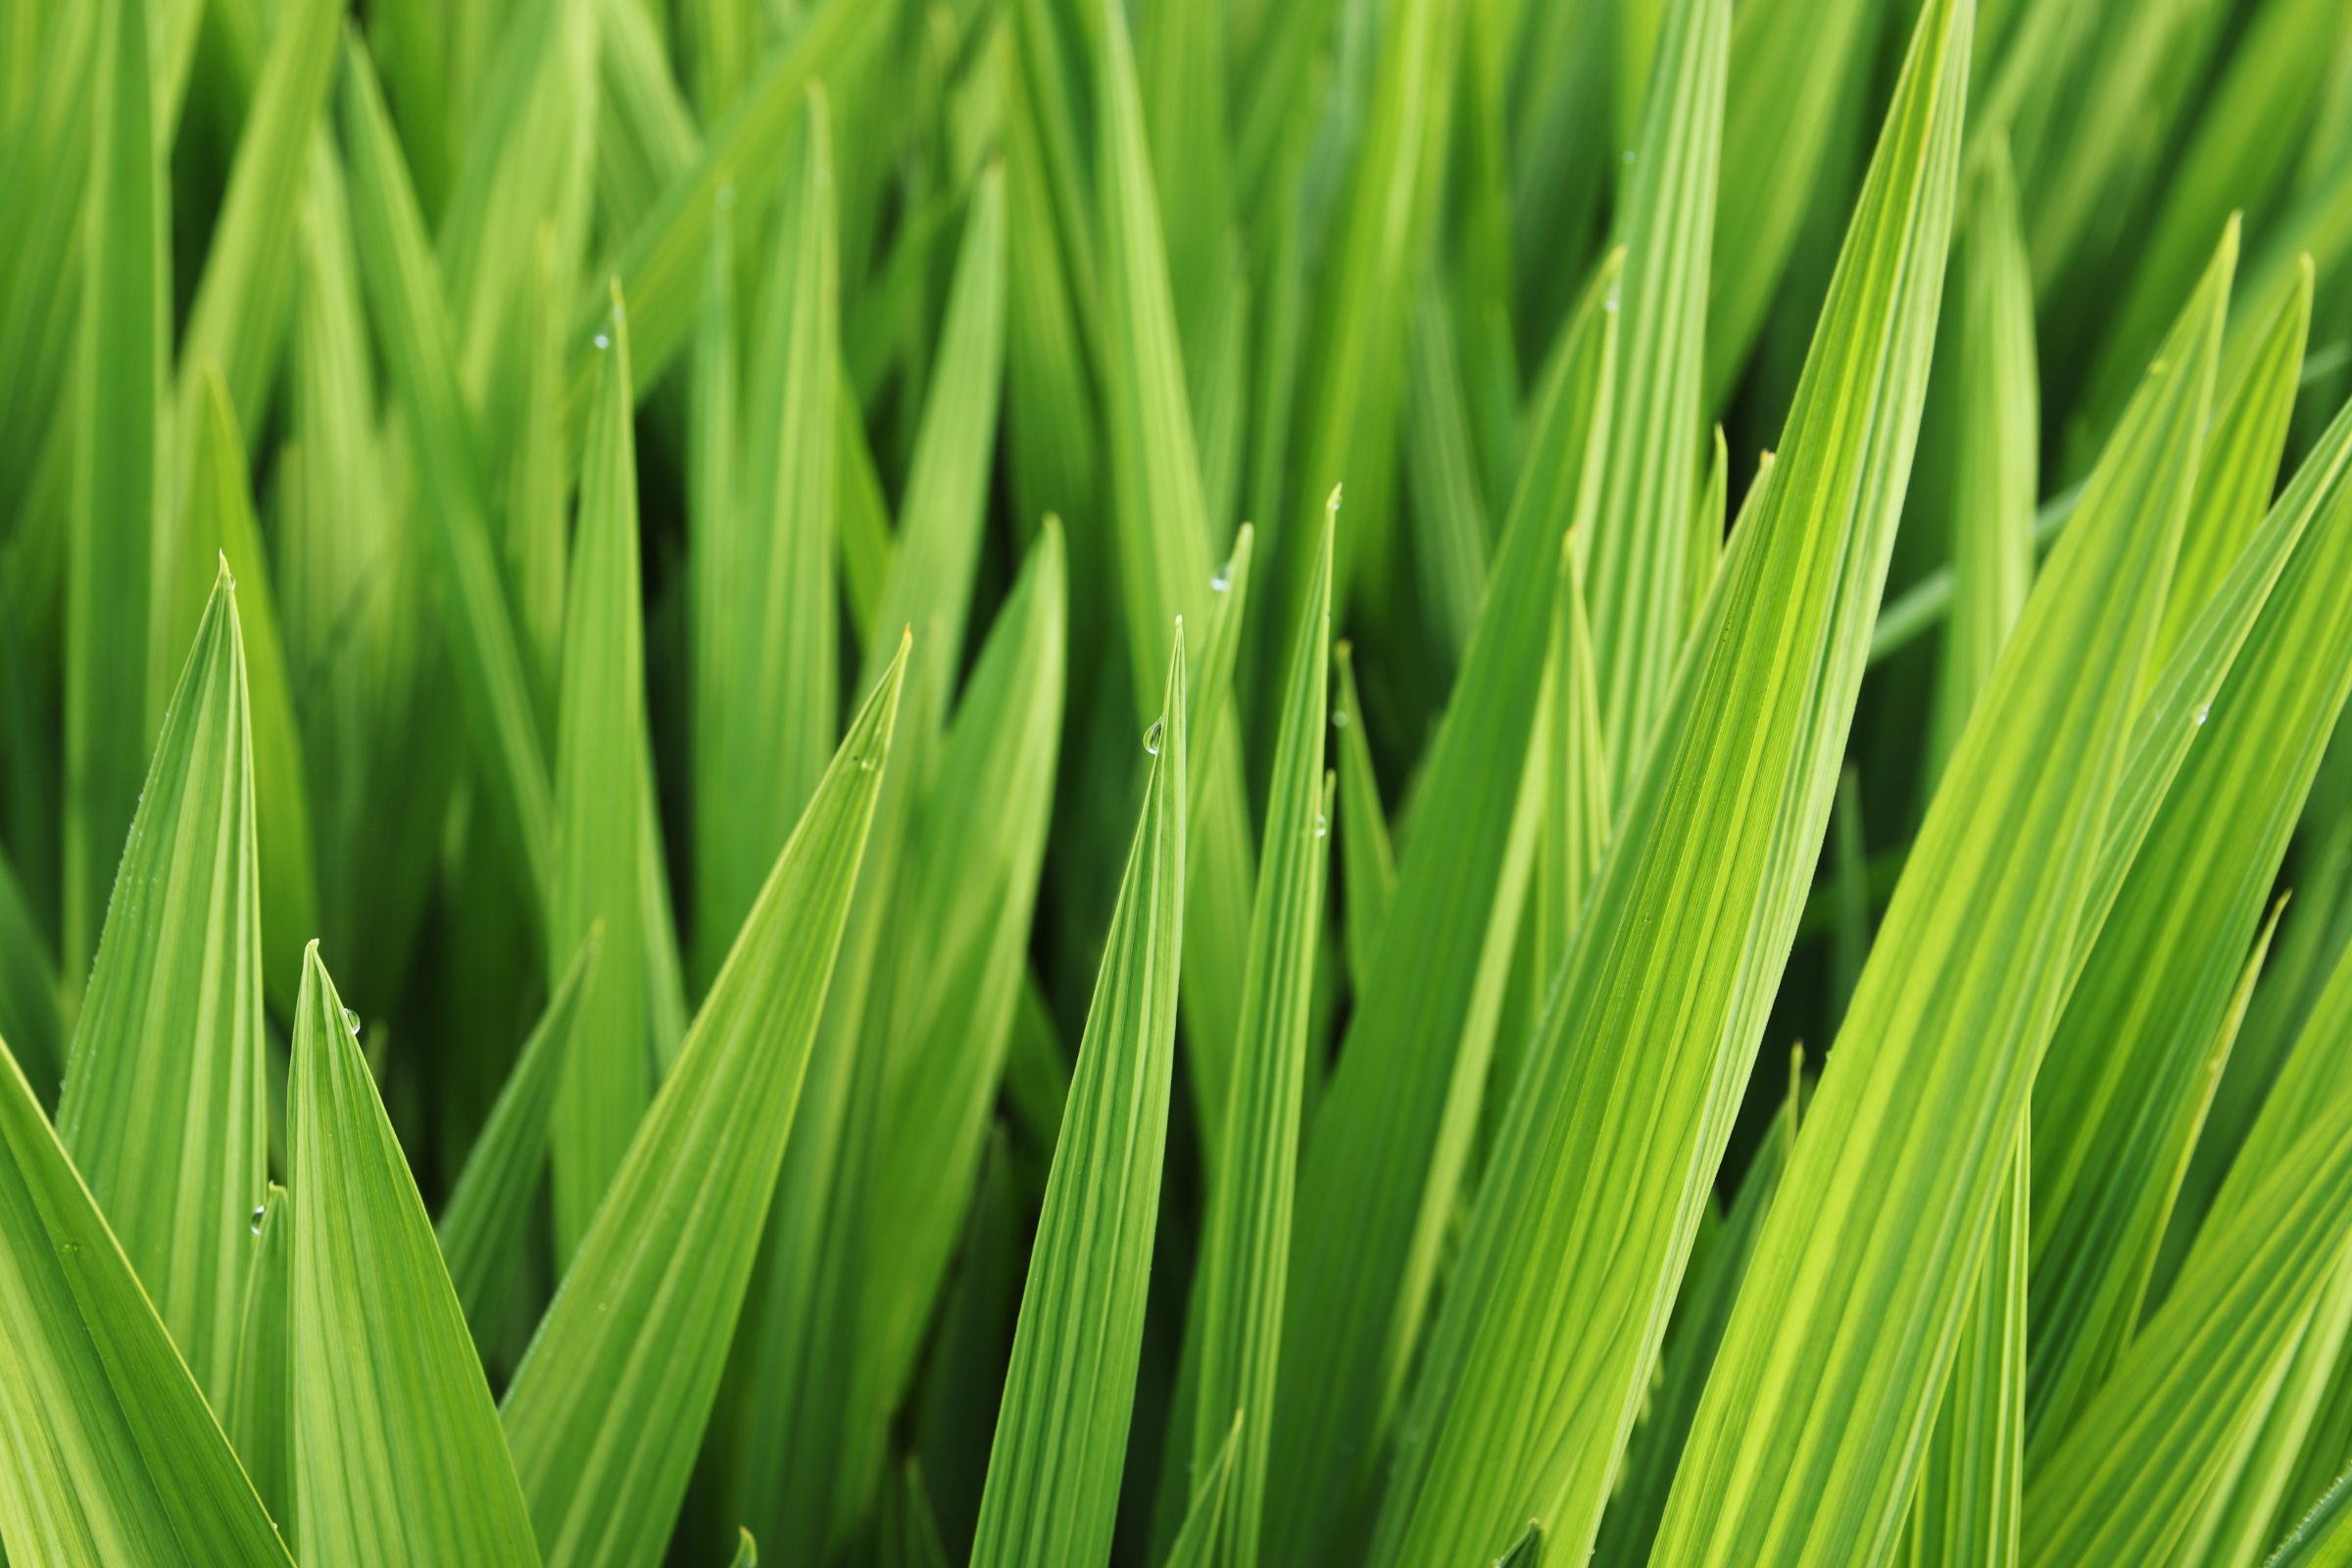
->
548;286;653;1258
65;0;166;976
501;642;909;1568
288;945;542;1566
1582;0;1727;797
1367;2;1972;1557
694;86;839;984
1649;171;2222;1568
1192;513;1331;1568
438;931;599;1339
968;630;1187;1568
0;1037;289;1565
226;1183;291;1543
1265;250;1620;1568
57;566;266;1407
2270;1466;2352;1568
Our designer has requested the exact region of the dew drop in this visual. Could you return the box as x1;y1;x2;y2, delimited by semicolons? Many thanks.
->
1211;569;1231;593
342;1006;361;1036
250;1204;266;1236
1314;812;1329;841
1604;284;1622;315
1622;150;1636;165
593;331;612;350
1332;708;1350;729
1144;719;1164;756
2193;702;2210;726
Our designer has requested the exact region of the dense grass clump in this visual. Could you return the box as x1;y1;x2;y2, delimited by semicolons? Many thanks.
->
9;0;2352;1563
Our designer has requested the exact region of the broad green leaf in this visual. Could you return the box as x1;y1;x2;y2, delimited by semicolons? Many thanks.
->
501;642;908;1568
1925;143;2036;783
1265;251;1620;1568
2028;334;2352;1457
1905;1132;2028;1568
1333;641;1396;994
437;932;599;1338
968;632;1187;1568
226;1183;290;1542
1582;0;1727;798
1649;179;2221;1568
1703;0;1875;409
695;86;839;984
2022;1079;2352;1565
548;286;653;1258
1367;0;1970;1557
57;566;266;1407
339;37;555;901
1193;513;1331;1568
0;1037;289;1565
175;367;318;1011
288;945;542;1566
66;0;166;977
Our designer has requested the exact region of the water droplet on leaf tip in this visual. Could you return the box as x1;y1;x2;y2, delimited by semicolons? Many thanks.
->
1144;719;1164;756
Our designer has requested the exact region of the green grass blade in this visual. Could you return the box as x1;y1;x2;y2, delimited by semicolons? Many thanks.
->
338;36;555;902
968;630;1187;1568
570;0;888;409
547;286;653;1258
501;642;908;1568
287;944;542;1566
2022;1079;2352;1565
2150;258;2314;675
2028;333;2352;1459
0;840;65;1104
1651;172;2219;1568
437;932;599;1340
2271;1466;2352;1568
1925;142;2036;783
1164;1411;1245;1568
177;367;318;1011
1368;1;1971;1556
1582;0;1727;797
848;526;1066;1484
1403;272;1496;664
1265;251;1620;1568
1904;1131;2028;1568
226;1183;291;1543
65;0;166;977
0;1037;289;1565
56;567;266;1407
1535;537;1610;979
862;165;1004;702
1333;642;1395;994
1093;0;1261;1161
1703;0;1875;409
1193;513;1331;1568
694;86;839;983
